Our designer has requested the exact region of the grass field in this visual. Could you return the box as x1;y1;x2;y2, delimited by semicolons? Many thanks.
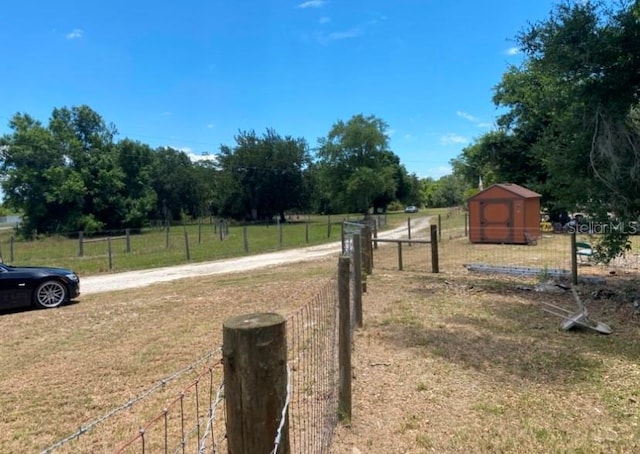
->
0;212;404;276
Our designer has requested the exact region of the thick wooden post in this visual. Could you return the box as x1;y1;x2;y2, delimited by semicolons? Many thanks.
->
223;313;290;454
338;256;352;422
571;231;578;285
353;234;363;328
397;242;403;271
327;215;332;238
430;225;439;273
362;225;373;274
407;217;412;240
165;223;170;249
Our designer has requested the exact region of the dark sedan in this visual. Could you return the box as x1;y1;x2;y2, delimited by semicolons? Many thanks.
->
0;263;80;310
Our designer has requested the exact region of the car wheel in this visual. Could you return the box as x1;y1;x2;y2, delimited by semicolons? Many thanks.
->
33;280;67;309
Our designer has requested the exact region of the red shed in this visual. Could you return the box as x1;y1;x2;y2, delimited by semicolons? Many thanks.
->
468;183;541;244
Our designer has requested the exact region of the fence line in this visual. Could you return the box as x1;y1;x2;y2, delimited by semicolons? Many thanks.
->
285;275;341;453
114;361;226;453
40;349;221;454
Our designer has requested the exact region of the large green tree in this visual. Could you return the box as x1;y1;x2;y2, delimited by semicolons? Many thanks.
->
315;114;403;214
453;0;640;259
216;129;311;221
0;106;129;234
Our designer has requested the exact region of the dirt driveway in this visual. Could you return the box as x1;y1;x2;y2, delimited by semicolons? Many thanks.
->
81;217;432;295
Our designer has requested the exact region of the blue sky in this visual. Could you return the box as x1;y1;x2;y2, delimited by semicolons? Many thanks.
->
0;0;560;179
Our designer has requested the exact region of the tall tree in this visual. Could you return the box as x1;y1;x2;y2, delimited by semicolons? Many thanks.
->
216;129;310;221
454;0;640;260
315;114;400;214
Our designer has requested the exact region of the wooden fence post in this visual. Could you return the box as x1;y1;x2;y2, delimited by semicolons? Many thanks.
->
353;233;363;328
183;228;191;261
165;223;170;249
338;256;352;422
78;231;84;257
397;242;403;271
107;237;113;270
243;226;249;253
327;215;332;238
305;219;309;243
362;225;373;274
125;228;131;253
278;219;283;248
223;313;290;454
430;225;439;273
407;217;412;241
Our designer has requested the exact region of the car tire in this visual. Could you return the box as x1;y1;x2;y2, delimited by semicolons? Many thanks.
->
33;280;67;309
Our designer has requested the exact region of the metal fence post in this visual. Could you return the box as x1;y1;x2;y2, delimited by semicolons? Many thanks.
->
571;231;578;285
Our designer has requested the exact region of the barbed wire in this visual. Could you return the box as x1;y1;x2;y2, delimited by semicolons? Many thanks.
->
40;348;221;454
198;381;226;454
270;364;292;454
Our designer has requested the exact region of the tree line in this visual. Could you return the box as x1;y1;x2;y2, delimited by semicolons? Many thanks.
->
0;109;424;237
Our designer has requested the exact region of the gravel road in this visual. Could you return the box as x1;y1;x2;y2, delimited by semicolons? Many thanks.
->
81;216;432;295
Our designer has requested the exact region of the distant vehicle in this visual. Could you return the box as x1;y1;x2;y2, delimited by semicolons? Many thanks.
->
404;206;419;214
0;263;80;310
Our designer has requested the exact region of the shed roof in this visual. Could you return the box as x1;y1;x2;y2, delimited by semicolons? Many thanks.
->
471;183;541;200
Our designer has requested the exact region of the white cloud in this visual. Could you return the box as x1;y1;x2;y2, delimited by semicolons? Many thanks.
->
297;0;326;8
387;128;396;137
456;111;478;122
189;152;217;163
457;111;492;129
403;134;412;140
319;16;331;24
423;165;452;179
66;29;83;40
506;47;520;56
206;123;215;129
327;28;362;41
162;111;172;117
440;133;468;145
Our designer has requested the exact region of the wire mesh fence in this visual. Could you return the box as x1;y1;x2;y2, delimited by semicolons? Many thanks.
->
285;276;340;454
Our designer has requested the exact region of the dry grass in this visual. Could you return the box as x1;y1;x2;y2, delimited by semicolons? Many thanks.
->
2;239;640;453
0;257;338;453
330;268;640;453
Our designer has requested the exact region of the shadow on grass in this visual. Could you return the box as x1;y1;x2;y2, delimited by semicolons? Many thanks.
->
0;298;81;316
